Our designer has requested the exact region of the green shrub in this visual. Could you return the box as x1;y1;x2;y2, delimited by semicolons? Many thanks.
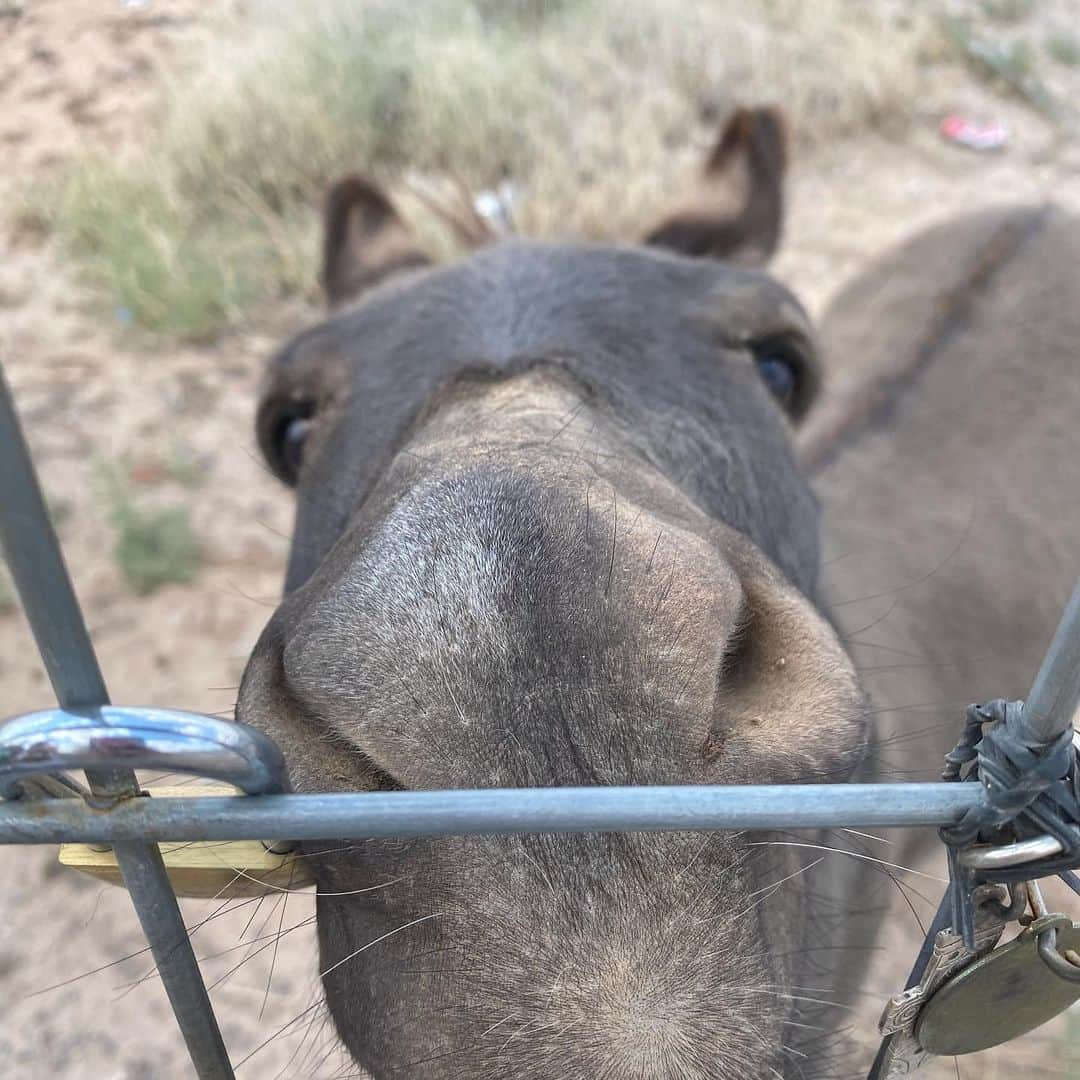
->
980;0;1034;25
96;461;203;594
1047;30;1080;68
942;16;1073;126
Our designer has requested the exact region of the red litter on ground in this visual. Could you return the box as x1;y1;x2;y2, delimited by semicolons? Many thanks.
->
940;114;1009;151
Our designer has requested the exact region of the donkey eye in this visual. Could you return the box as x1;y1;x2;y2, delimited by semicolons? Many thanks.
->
755;354;796;406
268;404;315;485
751;339;805;415
281;416;312;478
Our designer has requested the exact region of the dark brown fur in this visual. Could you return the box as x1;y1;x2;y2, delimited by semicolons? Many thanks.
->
644;106;787;266
322;176;431;307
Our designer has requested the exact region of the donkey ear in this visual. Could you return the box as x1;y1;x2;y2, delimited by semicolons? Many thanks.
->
322;176;431;308
644;106;787;266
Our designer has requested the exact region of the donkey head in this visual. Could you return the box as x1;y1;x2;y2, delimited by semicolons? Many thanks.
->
238;108;866;1079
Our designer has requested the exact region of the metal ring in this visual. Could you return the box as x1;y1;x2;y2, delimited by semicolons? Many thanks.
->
0;706;287;800
1036;923;1080;984
957;834;1065;870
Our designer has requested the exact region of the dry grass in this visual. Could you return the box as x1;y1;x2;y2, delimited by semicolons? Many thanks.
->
942;14;1074;127
28;0;942;338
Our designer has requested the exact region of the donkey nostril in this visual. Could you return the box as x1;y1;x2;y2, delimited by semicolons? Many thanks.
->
238;619;408;795
275;689;407;793
717;603;753;688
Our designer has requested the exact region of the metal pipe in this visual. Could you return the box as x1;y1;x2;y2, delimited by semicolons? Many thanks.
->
0;364;129;798
0;783;987;844
113;841;233;1074
1020;579;1080;743
0;364;234;1080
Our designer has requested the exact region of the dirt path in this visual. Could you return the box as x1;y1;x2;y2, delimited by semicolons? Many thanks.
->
2;2;1080;1078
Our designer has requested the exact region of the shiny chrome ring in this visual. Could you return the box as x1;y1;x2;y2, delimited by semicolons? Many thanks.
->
0;706;287;800
957;833;1065;870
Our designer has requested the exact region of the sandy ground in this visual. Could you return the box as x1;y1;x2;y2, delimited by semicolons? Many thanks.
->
2;1;1080;1078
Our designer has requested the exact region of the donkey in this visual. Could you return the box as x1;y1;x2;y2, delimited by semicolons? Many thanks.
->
236;95;1080;1076
804;202;1080;1062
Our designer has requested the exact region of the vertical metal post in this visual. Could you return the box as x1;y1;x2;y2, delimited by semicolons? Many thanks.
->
0;363;234;1079
1019;580;1080;744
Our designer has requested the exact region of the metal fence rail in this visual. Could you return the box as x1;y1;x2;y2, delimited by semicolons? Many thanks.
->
0;780;990;843
3;349;1080;1080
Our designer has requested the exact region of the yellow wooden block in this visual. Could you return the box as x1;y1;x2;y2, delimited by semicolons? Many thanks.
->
57;785;316;898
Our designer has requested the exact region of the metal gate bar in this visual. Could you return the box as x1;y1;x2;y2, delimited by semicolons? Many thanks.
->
0;779;987;843
0;365;235;1080
1019;581;1080;742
